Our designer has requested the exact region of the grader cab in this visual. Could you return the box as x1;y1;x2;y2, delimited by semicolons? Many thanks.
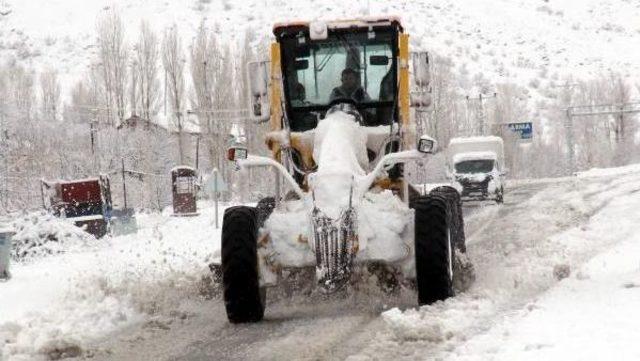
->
219;17;472;323
248;17;429;180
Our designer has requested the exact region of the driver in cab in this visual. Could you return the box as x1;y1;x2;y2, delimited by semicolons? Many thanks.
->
329;68;371;104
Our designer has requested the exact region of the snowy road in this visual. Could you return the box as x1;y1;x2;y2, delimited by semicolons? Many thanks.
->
3;167;640;361
81;180;598;361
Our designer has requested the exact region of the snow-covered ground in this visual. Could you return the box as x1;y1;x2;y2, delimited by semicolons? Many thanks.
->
354;164;640;360
0;203;226;361
450;196;640;361
1;0;639;102
2;163;640;360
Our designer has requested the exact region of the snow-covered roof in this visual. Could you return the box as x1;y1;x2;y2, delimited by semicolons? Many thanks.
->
273;16;403;32
449;136;504;146
448;136;504;166
42;177;101;185
452;151;497;164
170;165;196;173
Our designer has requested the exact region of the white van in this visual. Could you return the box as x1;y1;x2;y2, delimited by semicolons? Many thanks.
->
447;136;506;203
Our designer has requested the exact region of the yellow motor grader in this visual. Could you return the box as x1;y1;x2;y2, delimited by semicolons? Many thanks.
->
219;16;472;323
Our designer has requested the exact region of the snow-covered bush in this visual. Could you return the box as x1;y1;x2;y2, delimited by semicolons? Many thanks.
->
10;211;98;262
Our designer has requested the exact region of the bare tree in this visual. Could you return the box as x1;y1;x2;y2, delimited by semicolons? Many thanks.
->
6;64;36;121
608;74;634;165
190;22;240;176
135;21;159;122
424;55;459;145
190;23;216;170
97;8;128;125
129;58;140;117
64;64;108;124
40;69;61;122
162;25;186;164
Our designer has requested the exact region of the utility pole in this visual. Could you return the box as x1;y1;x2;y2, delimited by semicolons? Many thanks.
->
195;135;200;169
565;108;575;175
0;106;7;210
121;158;128;209
565;102;640;174
465;93;497;136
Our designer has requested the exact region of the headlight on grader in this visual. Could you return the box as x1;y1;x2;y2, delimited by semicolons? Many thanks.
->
418;135;437;154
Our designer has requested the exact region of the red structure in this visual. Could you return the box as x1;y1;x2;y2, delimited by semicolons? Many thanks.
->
41;176;112;238
171;166;198;216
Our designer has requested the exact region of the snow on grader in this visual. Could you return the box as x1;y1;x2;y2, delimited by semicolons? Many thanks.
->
215;17;474;323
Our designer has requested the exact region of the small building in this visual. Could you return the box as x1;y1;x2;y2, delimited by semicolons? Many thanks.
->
41;176;113;238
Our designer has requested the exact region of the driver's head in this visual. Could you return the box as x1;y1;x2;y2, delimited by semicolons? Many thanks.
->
341;68;360;93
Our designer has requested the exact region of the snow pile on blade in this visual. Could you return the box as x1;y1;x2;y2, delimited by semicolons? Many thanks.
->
310;111;368;218
263;110;412;266
264;199;317;267
9;211;99;262
357;190;412;262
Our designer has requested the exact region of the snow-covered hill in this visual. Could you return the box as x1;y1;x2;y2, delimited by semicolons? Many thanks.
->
1;0;639;100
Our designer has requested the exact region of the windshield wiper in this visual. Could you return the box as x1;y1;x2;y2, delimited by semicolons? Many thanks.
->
316;45;337;72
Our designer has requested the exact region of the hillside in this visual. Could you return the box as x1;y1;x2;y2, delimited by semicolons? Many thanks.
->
1;0;639;102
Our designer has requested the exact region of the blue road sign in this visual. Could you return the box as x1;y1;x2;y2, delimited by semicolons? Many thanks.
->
506;122;533;140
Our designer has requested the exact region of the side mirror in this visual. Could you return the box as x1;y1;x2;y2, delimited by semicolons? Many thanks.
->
445;167;453;177
247;61;271;122
411;51;430;88
417;135;437;154
410;52;431;108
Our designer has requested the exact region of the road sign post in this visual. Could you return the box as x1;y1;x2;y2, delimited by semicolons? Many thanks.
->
205;168;228;229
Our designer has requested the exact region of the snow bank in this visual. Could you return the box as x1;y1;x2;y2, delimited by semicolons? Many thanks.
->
9;212;99;262
446;181;640;360
382;295;495;343
0;202;225;361
577;162;640;178
349;166;640;360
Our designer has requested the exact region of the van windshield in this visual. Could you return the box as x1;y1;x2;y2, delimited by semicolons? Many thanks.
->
455;159;494;174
